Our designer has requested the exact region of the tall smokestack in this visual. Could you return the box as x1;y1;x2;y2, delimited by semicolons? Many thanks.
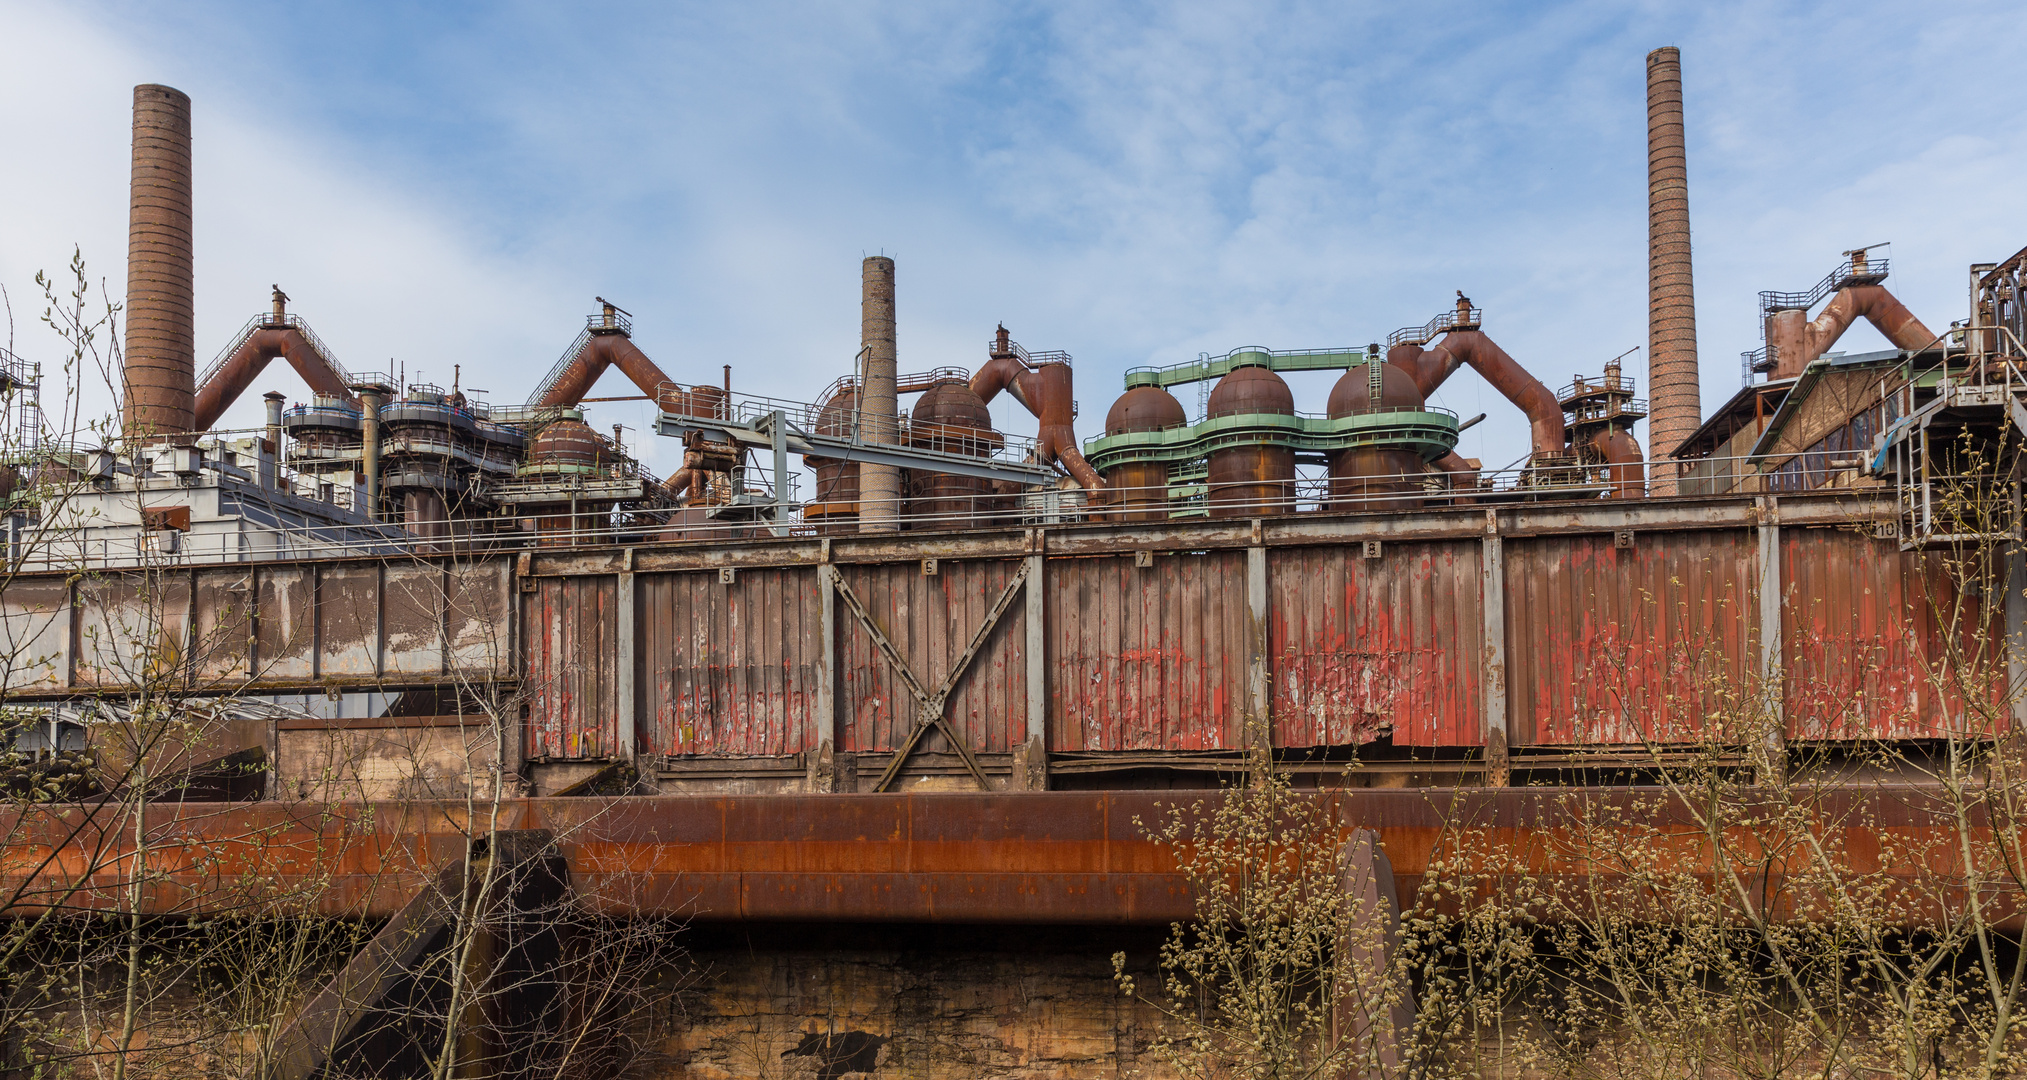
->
1645;47;1699;496
123;84;196;442
858;256;900;532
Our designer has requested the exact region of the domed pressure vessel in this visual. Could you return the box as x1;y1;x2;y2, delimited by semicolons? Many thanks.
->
1103;385;1187;521
907;379;999;528
1326;361;1428;512
526;417;605;545
528;418;603;474
1205;361;1296;518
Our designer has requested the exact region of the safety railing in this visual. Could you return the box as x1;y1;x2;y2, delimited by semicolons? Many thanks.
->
1758;256;1890;316
1741;346;1777;384
979;336;1074;368
526;328;595;407
659;383;1047;468
1386;306;1482;348
813;367;978;407
196;313;353;393
1554;374;1639;400
0;345;36;391
0;442;1851;568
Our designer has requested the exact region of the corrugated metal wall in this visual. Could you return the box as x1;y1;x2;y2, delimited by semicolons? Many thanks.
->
837;559;1028;755
1049;551;1245;752
641;567;822;757
522;574;617;759
1781;528;1998;739
1506;530;1759;745
1270;541;1483;748
5;510;2011;765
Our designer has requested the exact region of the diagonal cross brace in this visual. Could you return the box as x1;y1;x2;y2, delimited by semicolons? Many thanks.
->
826;560;1031;792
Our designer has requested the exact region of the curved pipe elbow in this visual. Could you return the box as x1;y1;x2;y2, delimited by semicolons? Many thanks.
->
1389;342;1458;400
1433;451;1480;503
195;328;359;430
1590;430;1646;499
1827;284;1936;354
281;332;353;403
970;355;1035;414
605;336;680;404
534;334;679;408
193;333;279;431
1437;330;1566;459
1049;438;1106;498
1787;285;1938;375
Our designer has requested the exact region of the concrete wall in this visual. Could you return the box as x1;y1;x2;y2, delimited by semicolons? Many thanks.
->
277;722;502;801
662;925;1170;1079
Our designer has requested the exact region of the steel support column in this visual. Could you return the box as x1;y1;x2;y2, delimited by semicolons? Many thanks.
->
811;553;840;793
1245;532;1270;756
615;553;636;763
1013;548;1048;790
1757;496;1786;781
2010;488;2027;732
1481;509;1509;784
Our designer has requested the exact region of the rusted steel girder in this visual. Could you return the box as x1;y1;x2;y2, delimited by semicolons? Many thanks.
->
0;789;2013;926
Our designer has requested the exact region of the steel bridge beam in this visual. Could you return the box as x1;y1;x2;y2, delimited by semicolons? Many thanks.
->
0;789;2012;926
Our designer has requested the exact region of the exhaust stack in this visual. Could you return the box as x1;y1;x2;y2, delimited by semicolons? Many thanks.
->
1645;47;1699;495
858;256;901;533
122;84;196;441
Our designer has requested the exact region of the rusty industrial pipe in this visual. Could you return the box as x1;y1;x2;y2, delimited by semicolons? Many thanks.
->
122;84;196;441
193;313;357;430
1391;328;1566;461
262;391;285;491
1766;284;1936;380
970;326;1106;498
356;383;385;521
1432;451;1480;503
1590;430;1646;499
532;334;682;408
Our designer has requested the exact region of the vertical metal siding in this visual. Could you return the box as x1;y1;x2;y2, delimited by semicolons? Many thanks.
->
641;566;823;757
1506;530;1758;745
522;574;617;760
1269;541;1483;748
1782;528;2000;739
1049;551;1245;752
836;559;1027;755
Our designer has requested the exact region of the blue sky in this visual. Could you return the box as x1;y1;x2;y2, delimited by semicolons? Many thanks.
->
2;0;2023;475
